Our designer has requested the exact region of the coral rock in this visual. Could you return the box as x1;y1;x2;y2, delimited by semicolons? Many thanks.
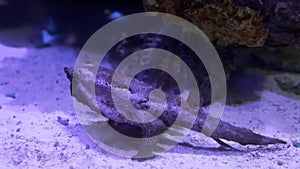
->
144;0;267;47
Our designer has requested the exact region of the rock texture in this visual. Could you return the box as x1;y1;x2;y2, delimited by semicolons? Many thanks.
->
144;0;300;73
144;0;267;47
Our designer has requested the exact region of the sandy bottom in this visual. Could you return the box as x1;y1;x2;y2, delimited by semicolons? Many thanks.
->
0;27;299;169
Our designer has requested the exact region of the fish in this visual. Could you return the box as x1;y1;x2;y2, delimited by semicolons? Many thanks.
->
64;64;286;157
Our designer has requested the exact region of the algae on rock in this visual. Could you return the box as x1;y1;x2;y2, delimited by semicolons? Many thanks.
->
144;0;268;47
